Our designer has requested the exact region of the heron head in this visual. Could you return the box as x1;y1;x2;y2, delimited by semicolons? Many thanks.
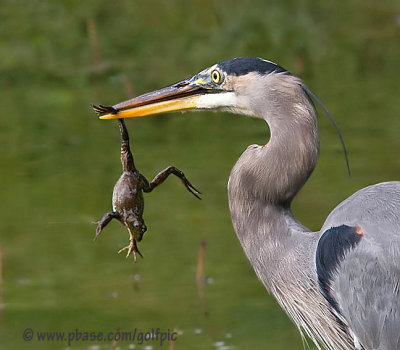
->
94;57;293;121
94;57;349;174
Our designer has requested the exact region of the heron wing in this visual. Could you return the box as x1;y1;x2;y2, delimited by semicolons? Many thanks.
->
317;182;400;350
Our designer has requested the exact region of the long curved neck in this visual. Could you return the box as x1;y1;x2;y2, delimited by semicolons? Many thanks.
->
228;82;320;274
227;82;354;350
228;75;354;350
228;106;319;287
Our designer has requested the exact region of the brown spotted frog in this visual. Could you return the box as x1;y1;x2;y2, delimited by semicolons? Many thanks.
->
95;118;201;261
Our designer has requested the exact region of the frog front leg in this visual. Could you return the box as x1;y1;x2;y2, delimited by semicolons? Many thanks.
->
141;166;201;199
94;211;120;238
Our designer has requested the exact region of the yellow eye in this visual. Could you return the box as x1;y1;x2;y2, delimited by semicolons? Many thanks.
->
211;70;221;84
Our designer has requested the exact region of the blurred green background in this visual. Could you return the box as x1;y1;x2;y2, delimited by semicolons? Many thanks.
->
0;0;399;349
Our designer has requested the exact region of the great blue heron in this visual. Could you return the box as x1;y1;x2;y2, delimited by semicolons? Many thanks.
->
94;57;400;350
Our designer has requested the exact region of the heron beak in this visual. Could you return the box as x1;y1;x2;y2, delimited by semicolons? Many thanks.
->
94;79;211;120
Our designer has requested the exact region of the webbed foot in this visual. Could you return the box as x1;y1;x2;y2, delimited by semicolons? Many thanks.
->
180;176;202;200
92;104;118;116
118;238;143;262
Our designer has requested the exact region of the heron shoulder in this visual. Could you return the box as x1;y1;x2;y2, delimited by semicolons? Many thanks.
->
317;224;400;350
316;224;364;313
316;181;400;349
321;181;400;239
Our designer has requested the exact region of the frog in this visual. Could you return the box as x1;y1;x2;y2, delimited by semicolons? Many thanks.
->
94;117;201;262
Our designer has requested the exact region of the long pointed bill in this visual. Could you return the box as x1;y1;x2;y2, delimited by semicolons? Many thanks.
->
93;80;211;120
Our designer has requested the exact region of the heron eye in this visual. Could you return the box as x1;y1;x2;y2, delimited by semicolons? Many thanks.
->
211;70;221;84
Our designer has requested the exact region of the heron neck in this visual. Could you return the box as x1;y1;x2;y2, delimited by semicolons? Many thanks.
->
226;87;353;350
227;99;320;288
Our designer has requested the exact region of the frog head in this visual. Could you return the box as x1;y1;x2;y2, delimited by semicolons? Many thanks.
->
126;217;147;242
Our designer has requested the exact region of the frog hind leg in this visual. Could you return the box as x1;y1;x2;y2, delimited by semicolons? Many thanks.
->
118;119;136;173
94;211;120;239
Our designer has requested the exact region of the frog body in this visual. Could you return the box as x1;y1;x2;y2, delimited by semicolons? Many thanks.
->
95;118;200;262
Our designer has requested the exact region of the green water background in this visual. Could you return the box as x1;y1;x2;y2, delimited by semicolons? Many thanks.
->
1;1;399;349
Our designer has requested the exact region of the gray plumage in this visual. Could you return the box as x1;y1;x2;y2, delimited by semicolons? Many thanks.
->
220;59;400;350
320;183;400;350
95;57;400;350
